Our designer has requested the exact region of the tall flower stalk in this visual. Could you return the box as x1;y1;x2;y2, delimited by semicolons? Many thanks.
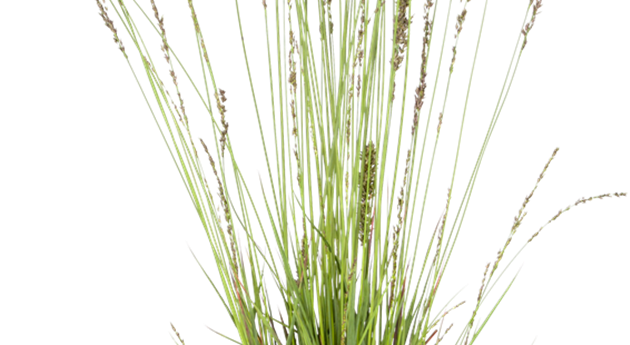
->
95;0;628;345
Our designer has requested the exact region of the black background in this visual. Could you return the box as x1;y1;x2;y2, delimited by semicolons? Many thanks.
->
86;0;630;345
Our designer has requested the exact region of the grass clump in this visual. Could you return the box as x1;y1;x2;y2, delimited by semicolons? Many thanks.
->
96;0;625;344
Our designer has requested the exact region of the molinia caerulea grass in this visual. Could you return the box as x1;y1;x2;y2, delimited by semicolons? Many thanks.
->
96;0;627;345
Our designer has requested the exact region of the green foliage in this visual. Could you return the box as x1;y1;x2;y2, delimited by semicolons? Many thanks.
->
96;0;625;344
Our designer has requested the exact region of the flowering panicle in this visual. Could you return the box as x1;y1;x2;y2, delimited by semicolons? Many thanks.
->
392;0;410;71
171;323;186;345
357;141;378;245
96;0;126;58
288;0;301;186
522;0;543;50
412;0;434;137
214;89;229;157
528;192;626;243
346;1;366;191
149;0;192;146
492;148;558;277
200;138;237;276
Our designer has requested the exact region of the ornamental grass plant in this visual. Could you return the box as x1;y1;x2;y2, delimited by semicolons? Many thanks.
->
96;0;625;344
